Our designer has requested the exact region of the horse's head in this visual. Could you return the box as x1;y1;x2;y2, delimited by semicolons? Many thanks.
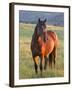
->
35;18;47;38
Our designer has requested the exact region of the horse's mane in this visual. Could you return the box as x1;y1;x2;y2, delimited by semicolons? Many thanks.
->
33;25;38;39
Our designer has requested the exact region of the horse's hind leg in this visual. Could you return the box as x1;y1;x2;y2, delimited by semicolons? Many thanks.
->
33;57;38;74
53;47;56;67
44;56;48;70
49;53;53;68
40;59;42;76
49;46;56;68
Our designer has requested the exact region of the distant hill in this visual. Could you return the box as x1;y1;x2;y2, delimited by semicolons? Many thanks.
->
19;10;64;26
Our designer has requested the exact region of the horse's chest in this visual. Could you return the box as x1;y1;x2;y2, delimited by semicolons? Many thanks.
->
41;43;45;55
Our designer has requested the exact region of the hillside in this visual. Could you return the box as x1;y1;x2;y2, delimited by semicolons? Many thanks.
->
19;10;64;26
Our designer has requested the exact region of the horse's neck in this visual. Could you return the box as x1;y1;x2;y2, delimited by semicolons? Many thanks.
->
33;26;38;40
34;26;37;34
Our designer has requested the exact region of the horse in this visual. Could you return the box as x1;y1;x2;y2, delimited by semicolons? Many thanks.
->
31;18;59;75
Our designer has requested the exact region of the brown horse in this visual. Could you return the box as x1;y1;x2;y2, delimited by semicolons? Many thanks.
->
31;18;59;75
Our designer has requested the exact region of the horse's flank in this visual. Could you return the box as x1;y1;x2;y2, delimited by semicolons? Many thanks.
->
47;30;59;47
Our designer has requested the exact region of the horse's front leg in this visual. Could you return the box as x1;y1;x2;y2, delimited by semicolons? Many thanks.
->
33;56;38;74
40;55;44;76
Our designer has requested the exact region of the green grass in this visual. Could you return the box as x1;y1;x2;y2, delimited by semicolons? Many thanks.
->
19;23;64;79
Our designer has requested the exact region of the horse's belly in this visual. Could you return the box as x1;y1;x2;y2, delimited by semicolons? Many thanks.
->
45;39;54;56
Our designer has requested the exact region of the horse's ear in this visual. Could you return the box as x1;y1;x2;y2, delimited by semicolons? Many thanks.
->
44;18;46;23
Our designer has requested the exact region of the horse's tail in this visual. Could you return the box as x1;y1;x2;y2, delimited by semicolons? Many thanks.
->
55;34;59;48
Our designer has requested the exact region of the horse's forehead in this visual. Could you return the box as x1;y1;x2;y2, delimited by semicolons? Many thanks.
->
40;21;44;24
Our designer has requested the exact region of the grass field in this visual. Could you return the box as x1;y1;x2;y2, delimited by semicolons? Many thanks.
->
19;23;64;79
